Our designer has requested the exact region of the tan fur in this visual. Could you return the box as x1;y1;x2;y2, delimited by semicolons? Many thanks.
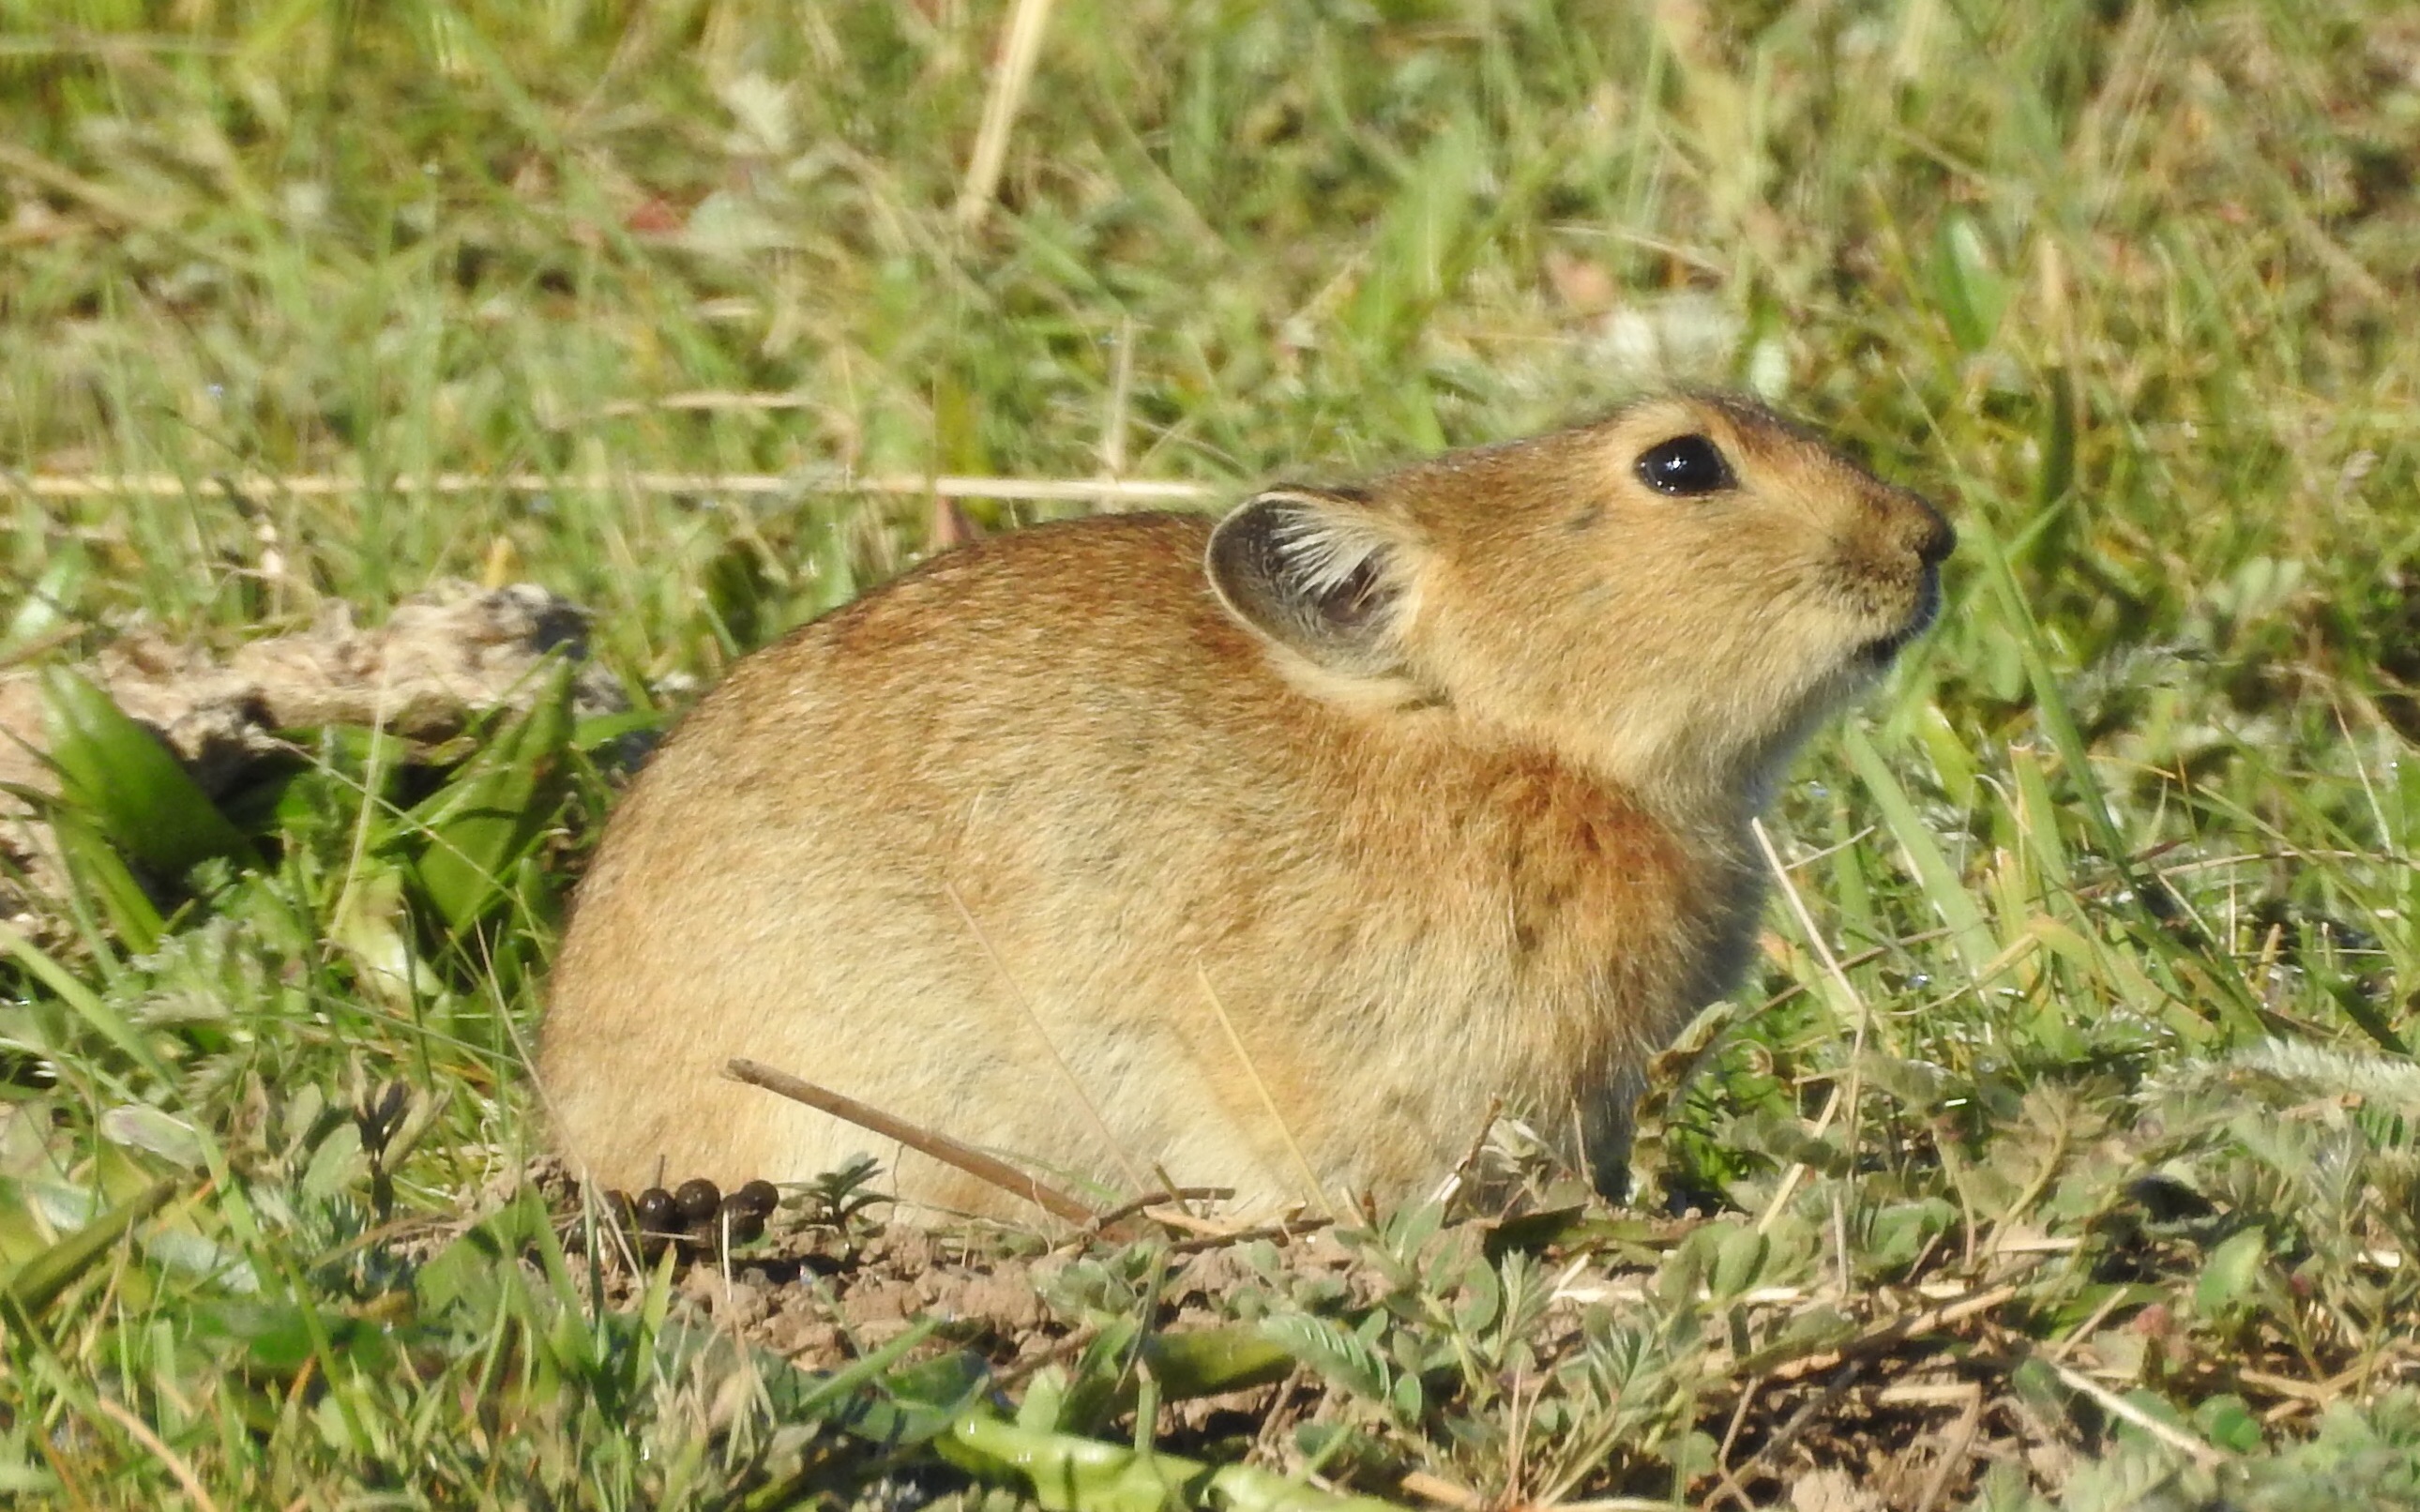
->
539;393;1952;1217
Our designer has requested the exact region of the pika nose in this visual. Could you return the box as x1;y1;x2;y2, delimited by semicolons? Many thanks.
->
1898;491;1955;567
1915;506;1955;567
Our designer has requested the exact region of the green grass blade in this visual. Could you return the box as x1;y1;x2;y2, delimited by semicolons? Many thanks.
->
1964;516;2266;1037
38;666;254;877
942;1411;1406;1512
45;807;167;955
397;659;575;936
1838;723;1995;982
0;1177;177;1323
0;917;173;1088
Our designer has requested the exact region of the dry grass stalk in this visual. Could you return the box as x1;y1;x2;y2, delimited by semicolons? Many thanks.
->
2036;1354;2231;1469
1909;1383;1985;1512
6;470;1218;506
952;0;1059;231
1079;1186;1239;1235
1395;1470;1485;1510
724;1056;1098;1226
1760;1281;2020;1385
945;882;1157;1196
1196;965;1336;1219
1164;1215;1331;1256
1750;816;1876;1236
89;1394;224;1512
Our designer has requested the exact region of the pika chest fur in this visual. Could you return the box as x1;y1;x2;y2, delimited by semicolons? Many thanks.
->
541;392;1953;1217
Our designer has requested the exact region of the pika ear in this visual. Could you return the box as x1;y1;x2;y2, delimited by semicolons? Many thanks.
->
1205;488;1414;678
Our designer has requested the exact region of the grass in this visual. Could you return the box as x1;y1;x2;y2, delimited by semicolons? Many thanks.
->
4;0;2420;1505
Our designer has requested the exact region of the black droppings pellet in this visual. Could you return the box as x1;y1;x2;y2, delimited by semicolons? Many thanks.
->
673;1177;722;1225
635;1187;676;1232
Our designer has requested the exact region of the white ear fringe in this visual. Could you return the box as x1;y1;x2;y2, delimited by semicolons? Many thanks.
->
1263;492;1398;601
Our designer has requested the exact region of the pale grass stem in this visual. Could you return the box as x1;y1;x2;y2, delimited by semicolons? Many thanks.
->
2038;1354;2231;1469
327;670;396;966
0;624;81;671
1195;965;1337;1219
952;0;1059;231
2335;703;2397;854
6;470;1218;507
725;1058;1098;1227
1100;313;1138;476
1909;1384;1985;1512
944;882;1156;1198
1395;1469;1485;1510
1750;817;1874;1239
90;1394;222;1512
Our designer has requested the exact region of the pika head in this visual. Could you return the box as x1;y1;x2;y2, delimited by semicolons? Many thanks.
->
1208;394;1953;814
542;391;1951;1219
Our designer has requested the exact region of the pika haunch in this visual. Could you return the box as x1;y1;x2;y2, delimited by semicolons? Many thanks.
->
540;392;1952;1217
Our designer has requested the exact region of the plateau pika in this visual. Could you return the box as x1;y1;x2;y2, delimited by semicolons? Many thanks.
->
541;392;1952;1217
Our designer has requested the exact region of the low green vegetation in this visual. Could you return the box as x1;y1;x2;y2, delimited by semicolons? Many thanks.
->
4;1;2419;1505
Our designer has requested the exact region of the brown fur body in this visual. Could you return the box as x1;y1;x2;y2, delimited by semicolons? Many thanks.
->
541;395;1951;1216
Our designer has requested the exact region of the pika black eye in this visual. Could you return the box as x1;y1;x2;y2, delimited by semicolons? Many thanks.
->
1635;434;1733;496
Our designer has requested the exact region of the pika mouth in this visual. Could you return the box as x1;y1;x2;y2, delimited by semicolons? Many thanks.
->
1856;566;1943;666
